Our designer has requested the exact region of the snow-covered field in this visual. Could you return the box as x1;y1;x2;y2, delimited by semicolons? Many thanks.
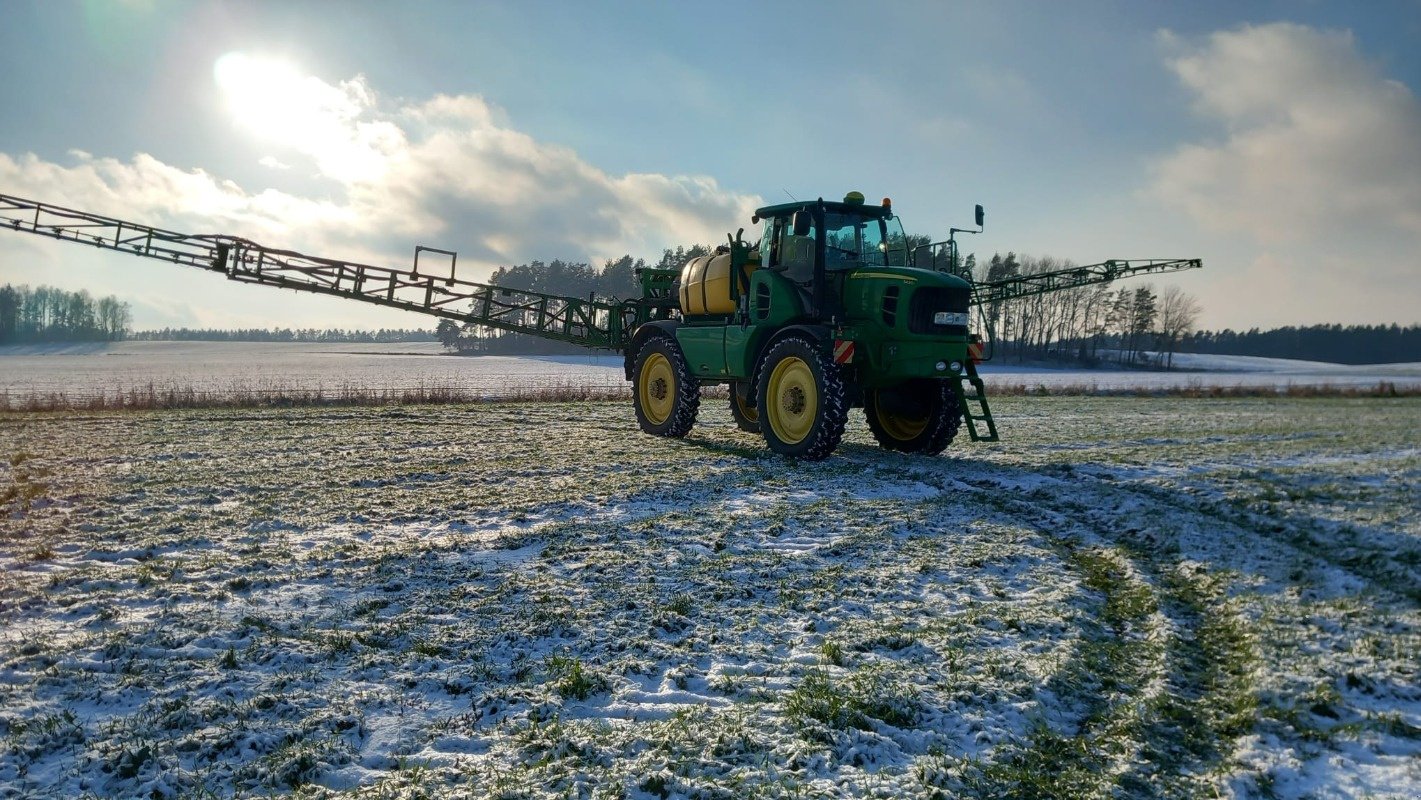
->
983;352;1421;391
1;342;1417;404
0;342;628;401
1;396;1417;798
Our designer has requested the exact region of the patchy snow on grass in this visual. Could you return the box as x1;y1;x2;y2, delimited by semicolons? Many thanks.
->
0;396;1417;798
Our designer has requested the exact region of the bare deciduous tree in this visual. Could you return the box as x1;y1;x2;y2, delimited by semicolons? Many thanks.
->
1157;285;1203;370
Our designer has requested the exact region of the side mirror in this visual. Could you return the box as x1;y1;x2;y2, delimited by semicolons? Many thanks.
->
792;210;812;237
975;204;985;228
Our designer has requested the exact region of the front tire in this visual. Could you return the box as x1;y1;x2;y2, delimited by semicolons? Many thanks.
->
632;336;699;437
864;380;962;455
755;336;848;460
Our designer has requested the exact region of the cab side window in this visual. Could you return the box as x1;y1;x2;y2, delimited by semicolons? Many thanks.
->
777;216;816;285
759;219;777;267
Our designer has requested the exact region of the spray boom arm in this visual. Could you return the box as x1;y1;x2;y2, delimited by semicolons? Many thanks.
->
1;192;1198;350
0;193;645;349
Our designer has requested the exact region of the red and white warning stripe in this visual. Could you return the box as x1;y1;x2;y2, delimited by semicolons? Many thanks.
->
968;341;984;362
833;339;855;364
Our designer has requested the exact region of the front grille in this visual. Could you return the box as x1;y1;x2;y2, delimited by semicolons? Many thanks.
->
881;286;900;327
908;286;971;335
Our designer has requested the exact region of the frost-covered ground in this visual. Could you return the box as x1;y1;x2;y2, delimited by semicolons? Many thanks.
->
0;397;1418;798
2;342;1417;403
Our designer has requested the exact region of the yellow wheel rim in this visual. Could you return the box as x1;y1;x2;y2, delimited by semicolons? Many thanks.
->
766;357;817;445
639;352;675;425
734;390;759;423
874;393;929;441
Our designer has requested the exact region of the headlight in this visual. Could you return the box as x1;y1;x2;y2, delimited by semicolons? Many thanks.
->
933;311;969;326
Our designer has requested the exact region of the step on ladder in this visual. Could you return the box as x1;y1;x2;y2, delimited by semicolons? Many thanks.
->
954;361;999;442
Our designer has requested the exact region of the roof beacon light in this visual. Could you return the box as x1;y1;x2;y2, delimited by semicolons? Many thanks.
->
882;197;892;209
844;191;865;205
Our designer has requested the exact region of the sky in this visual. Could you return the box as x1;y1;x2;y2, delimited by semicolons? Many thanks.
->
0;0;1418;332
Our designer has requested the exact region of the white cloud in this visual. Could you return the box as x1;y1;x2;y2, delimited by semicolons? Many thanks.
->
214;54;404;185
0;151;355;241
3;54;761;287
1151;23;1421;243
1146;23;1421;327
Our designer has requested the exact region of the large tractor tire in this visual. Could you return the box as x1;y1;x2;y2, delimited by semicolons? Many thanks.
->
755;336;848;460
864;379;963;455
728;382;761;433
632;336;699;437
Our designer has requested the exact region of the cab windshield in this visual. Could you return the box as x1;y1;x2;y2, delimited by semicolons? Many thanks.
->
824;213;909;270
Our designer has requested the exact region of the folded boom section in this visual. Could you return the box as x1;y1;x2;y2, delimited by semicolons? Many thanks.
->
971;258;1202;305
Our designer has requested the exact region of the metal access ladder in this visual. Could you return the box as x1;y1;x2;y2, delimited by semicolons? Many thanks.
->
954;361;999;442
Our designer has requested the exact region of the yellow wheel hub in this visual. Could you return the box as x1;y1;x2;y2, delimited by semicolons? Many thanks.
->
874;393;929;441
639;352;675;425
766;357;817;445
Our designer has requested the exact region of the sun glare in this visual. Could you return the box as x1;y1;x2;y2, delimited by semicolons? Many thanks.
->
214;53;318;142
212;52;388;182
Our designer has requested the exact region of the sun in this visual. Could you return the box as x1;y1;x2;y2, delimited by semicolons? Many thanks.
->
213;53;318;143
212;52;387;182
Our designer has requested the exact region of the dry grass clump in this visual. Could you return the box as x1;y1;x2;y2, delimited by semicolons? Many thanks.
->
0;379;1411;413
0;382;634;412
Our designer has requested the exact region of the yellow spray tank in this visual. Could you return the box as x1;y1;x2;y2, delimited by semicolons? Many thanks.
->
678;250;759;316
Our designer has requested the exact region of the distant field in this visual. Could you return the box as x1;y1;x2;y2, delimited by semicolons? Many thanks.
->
2;343;1418;409
1;397;1418;798
0;342;629;402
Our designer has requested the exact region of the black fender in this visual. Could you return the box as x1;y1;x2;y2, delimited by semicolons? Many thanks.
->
744;323;833;397
623;320;682;380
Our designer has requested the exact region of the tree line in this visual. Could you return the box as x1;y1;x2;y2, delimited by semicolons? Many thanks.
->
0;284;131;344
1179;325;1419;366
438;246;713;354
440;247;1211;363
971;253;1418;366
14;264;1410;365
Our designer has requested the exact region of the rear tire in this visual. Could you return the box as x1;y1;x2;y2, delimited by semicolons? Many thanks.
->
755;336;848;460
729;382;760;433
632;336;699;437
864;380;962;455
